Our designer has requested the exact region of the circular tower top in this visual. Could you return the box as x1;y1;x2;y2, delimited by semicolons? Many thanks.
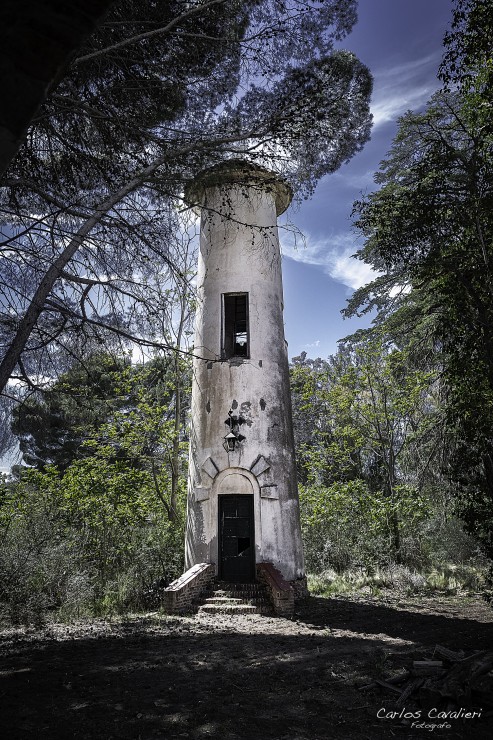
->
184;159;292;216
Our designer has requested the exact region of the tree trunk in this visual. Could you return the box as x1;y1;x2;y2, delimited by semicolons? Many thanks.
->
169;291;188;522
391;510;401;564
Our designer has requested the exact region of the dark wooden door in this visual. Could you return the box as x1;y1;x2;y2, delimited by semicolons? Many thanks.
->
219;495;255;583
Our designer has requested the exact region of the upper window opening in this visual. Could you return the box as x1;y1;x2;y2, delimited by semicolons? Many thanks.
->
223;293;249;359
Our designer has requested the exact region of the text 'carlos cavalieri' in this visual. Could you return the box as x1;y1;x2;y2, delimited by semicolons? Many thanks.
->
377;707;482;731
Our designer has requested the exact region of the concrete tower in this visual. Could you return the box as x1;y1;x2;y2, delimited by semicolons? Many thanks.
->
184;160;305;589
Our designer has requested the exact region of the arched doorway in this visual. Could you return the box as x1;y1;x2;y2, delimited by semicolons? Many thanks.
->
217;472;255;582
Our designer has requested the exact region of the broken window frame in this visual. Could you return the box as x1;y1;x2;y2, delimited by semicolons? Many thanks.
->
222;292;250;359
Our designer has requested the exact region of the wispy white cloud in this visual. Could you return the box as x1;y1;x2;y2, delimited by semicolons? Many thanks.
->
329;249;380;290
305;339;321;348
281;230;380;291
371;52;441;128
330;169;376;190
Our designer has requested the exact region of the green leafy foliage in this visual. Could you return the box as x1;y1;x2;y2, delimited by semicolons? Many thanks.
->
293;2;493;578
11;353;130;470
346;85;493;559
300;480;431;573
440;0;493;134
0;458;186;624
290;337;475;574
1;352;189;623
340;0;493;565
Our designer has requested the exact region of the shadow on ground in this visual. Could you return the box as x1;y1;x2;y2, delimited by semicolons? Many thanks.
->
295;594;493;652
1;595;492;740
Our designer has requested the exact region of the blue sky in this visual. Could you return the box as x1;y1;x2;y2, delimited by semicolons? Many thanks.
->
281;0;453;359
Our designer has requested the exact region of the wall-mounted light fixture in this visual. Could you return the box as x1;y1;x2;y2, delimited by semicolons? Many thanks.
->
223;409;246;451
223;431;239;452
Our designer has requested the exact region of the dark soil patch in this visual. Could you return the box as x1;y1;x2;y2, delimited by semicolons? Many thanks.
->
1;594;492;739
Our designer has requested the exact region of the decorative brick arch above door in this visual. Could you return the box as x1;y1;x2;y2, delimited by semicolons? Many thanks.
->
214;467;260;496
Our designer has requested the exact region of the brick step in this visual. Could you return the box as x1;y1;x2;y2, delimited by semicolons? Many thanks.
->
211;589;265;599
221;591;267;599
206;597;270;608
213;581;264;591
209;590;269;601
208;588;264;596
198;603;260;615
195;579;273;616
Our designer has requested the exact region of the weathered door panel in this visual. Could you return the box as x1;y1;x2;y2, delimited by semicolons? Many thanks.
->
219;495;255;582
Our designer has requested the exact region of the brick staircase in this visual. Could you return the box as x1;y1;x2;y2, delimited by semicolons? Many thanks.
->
196;581;272;615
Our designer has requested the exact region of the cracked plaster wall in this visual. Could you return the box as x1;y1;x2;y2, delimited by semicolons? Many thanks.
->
184;164;305;582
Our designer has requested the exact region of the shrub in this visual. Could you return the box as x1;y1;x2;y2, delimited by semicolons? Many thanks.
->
300;480;431;573
0;466;185;624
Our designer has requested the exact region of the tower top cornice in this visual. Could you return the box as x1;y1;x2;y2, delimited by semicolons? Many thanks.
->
184;159;292;216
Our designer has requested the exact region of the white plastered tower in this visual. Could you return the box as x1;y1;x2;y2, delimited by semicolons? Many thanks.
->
184;160;305;586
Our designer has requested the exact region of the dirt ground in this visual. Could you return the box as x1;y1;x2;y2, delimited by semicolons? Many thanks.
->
1;593;492;740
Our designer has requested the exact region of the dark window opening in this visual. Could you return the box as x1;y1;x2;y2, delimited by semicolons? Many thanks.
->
237;537;250;555
223;293;249;358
